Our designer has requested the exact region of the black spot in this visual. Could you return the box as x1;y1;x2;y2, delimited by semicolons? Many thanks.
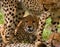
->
18;8;21;9
51;42;55;47
11;13;14;16
57;22;59;24
42;18;44;20
5;19;8;23
31;35;37;41
8;18;10;20
5;35;10;38
15;6;17;8
9;5;10;7
16;15;18;17
8;25;11;28
8;29;10;31
11;28;14;30
40;29;43;31
5;0;7;1
13;9;14;11
52;22;56;24
38;39;40;41
6;16;7;18
5;9;8;12
19;13;21;15
46;42;49;44
15;0;16;2
7;32;9;34
49;15;51;16
17;21;19;23
11;1;13;3
41;31;43;33
43;23;46;25
43;4;48;11
13;4;14;6
58;16;60;18
10;20;13;22
38;43;47;47
16;19;18;22
39;33;42;36
6;2;8;4
41;22;43;24
51;29;54;32
10;8;12;10
41;25;43;28
15;24;17;26
18;17;21;19
4;14;6;16
9;12;11;14
3;8;8;12
0;43;2;46
4;24;7;26
7;9;8;11
13;21;15;23
0;40;2;43
55;29;57;31
13;16;15;18
22;12;25;14
44;7;48;11
32;21;35;23
2;4;3;7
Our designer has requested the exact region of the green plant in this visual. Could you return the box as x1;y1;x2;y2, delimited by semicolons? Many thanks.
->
0;12;4;24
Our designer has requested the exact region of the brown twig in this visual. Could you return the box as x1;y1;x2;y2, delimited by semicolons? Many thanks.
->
15;20;22;35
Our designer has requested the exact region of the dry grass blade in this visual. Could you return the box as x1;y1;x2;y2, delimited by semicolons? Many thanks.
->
15;20;22;35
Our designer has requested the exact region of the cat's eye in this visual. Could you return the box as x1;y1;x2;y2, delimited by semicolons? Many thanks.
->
25;21;28;22
33;21;35;23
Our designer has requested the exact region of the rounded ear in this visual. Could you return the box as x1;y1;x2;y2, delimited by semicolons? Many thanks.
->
23;11;30;17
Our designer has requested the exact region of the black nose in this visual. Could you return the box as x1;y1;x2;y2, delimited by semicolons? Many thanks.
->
28;26;32;28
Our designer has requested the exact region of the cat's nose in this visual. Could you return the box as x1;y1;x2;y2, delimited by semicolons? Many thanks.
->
28;26;32;28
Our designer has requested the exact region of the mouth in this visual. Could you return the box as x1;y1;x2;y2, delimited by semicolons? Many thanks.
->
28;29;33;32
24;27;36;33
27;28;34;33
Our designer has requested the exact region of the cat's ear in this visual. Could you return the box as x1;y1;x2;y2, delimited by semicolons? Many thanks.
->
23;10;30;17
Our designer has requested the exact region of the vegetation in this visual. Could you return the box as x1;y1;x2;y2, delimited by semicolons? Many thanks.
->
0;12;4;24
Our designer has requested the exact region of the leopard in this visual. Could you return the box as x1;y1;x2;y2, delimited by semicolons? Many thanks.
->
0;0;51;46
16;0;60;47
13;11;50;47
0;0;60;47
0;0;25;44
0;0;43;44
14;14;39;43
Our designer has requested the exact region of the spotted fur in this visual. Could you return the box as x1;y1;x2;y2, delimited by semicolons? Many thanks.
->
1;0;25;44
0;0;60;47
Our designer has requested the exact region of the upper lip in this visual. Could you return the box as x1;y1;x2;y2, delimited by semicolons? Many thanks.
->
28;29;33;32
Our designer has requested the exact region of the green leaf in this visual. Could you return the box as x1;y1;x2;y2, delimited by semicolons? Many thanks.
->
42;29;52;41
46;17;52;24
42;17;52;41
0;12;4;24
57;24;60;33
